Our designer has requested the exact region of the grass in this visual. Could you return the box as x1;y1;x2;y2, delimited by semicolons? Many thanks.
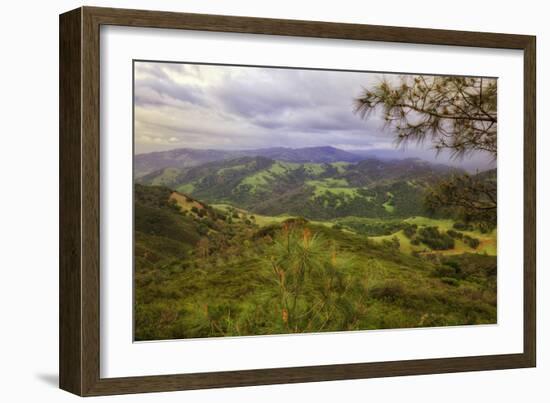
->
212;203;288;225
382;192;395;213
169;192;204;211
330;162;352;173
211;203;242;211
212;203;336;228
248;213;294;226
405;216;458;229
149;168;181;186
371;230;418;254
302;163;326;175
306;179;362;200
237;162;300;193
218;164;248;175
176;183;195;194
269;161;300;174
239;170;273;188
382;201;395;213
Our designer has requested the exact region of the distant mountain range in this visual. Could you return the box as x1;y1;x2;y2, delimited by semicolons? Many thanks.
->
135;146;364;177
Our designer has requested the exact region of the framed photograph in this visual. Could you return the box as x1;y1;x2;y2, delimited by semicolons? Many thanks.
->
59;6;536;396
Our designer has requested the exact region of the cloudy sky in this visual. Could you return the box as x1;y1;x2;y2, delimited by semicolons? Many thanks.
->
134;61;495;171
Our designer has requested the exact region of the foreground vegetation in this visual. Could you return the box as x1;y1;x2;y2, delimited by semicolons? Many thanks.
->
134;184;496;340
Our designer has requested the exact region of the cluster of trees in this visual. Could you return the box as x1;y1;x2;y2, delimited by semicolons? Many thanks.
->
332;219;403;236
446;229;480;249
402;223;418;238
381;236;401;251
434;254;497;287
463;235;480;249
253;180;429;221
453;222;474;231
416;226;455;250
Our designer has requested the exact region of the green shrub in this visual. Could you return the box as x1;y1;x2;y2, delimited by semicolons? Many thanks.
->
440;277;460;286
478;223;492;233
403;224;417;238
463;235;480;249
382;236;400;251
453;222;474;231
369;281;406;302
197;223;209;236
433;265;458;278
446;229;463;239
417;226;455;250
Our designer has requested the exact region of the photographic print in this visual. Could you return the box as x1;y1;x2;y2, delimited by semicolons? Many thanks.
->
133;61;497;341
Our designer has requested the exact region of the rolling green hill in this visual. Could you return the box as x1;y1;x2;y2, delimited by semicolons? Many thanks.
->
137;156;461;220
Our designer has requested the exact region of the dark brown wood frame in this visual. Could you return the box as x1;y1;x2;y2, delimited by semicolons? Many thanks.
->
60;6;536;396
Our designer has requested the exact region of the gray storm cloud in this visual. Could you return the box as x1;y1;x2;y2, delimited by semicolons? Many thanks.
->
133;61;495;171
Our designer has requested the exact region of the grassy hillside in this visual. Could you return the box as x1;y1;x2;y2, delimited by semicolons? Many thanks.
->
370;217;496;256
134;184;497;341
138;156;460;220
